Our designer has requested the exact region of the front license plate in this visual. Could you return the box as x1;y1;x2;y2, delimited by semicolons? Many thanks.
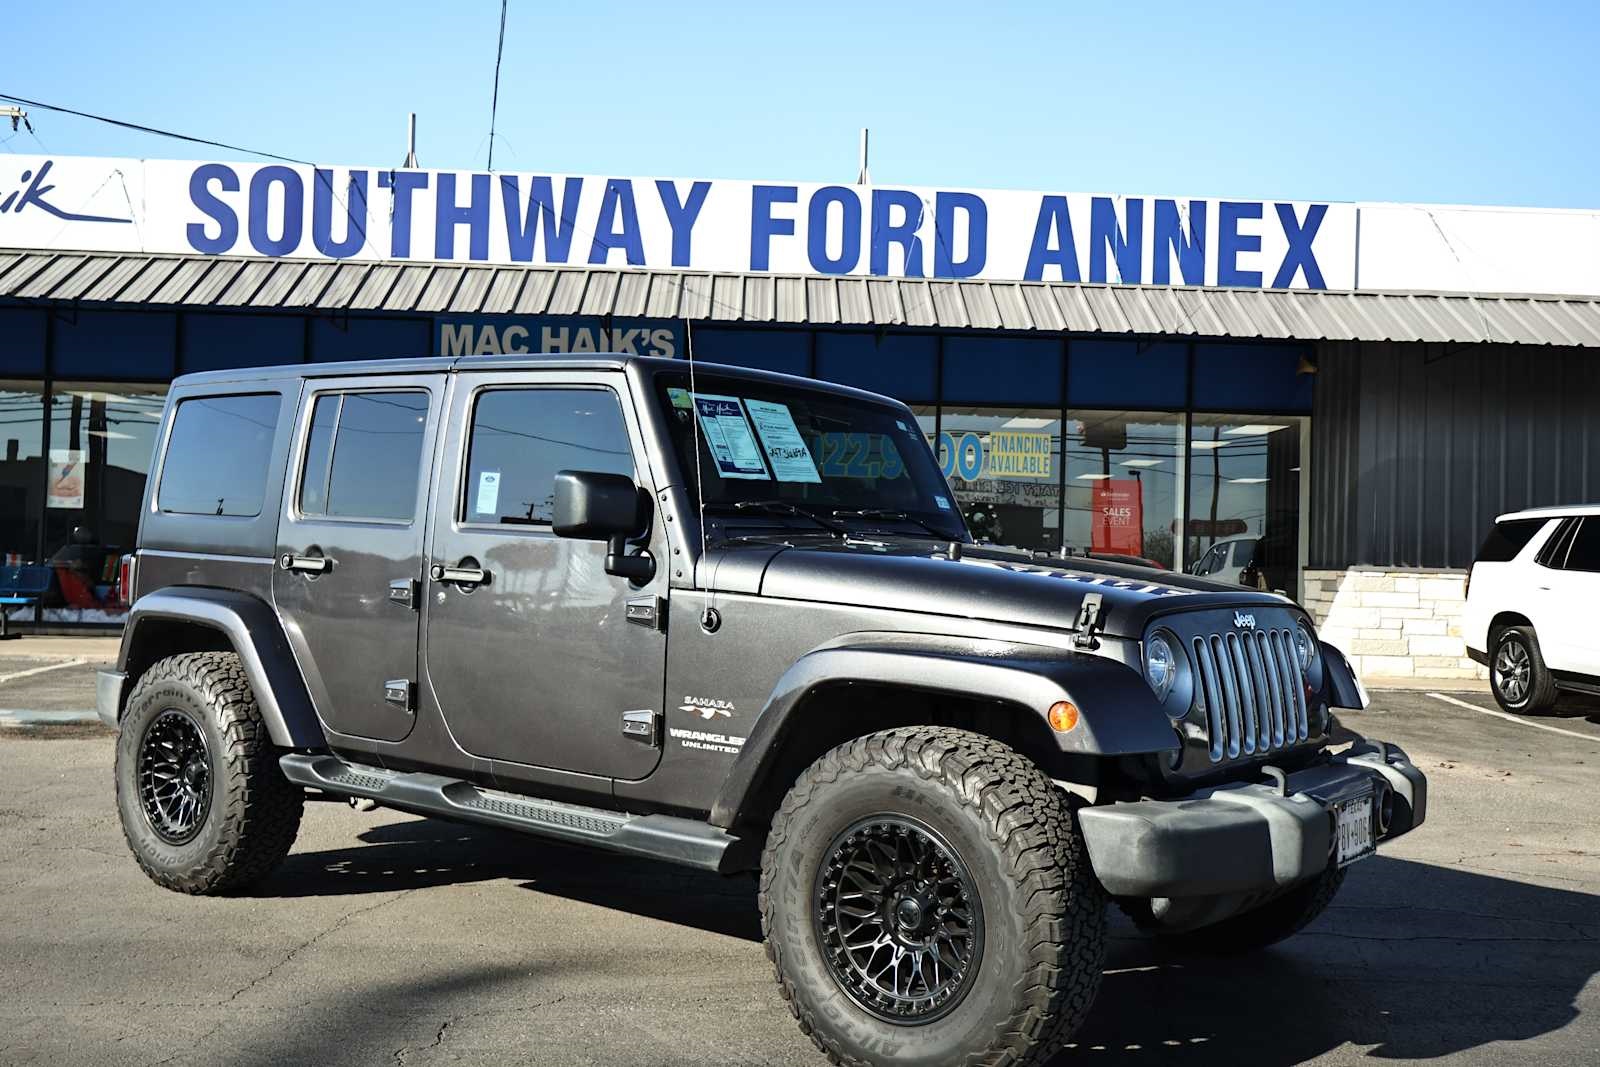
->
1333;794;1376;867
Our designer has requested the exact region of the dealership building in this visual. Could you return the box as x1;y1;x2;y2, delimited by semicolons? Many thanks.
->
1;153;1598;680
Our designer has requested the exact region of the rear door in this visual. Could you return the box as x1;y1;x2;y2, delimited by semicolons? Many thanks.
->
420;370;667;781
273;376;445;742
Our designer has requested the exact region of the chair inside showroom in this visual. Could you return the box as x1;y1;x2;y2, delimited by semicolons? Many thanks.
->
0;564;52;639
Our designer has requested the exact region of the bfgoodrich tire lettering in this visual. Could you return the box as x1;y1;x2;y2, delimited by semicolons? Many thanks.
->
115;652;304;894
760;726;1105;1067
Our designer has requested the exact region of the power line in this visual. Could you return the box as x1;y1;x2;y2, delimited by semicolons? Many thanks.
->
0;91;309;165
486;0;508;171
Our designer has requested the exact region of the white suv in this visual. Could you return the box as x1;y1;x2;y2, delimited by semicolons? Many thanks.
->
1464;506;1600;713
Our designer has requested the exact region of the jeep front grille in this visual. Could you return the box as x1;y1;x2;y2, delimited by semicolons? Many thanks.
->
1190;629;1309;762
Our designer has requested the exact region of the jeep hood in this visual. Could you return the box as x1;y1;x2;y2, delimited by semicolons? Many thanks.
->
699;541;1299;639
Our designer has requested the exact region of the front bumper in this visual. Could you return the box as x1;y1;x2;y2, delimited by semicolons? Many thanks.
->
96;669;127;730
1078;742;1426;898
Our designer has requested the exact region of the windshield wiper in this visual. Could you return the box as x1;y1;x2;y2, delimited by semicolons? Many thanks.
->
832;508;954;540
703;500;850;537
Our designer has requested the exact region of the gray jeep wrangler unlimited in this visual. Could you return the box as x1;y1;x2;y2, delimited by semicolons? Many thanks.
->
102;354;1425;1067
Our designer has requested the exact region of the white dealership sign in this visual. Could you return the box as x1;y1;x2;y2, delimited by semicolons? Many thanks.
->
0;154;1596;295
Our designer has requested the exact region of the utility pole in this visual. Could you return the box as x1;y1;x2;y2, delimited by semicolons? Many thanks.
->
857;128;871;185
402;112;419;168
1;106;31;134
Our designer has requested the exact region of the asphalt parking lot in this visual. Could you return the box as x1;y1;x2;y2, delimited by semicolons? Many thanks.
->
2;648;1598;1066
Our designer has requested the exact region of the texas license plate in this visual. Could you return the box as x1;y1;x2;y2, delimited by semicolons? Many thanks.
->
1333;794;1376;867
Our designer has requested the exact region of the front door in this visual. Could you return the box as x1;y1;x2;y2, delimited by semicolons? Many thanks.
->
273;375;444;742
1545;517;1600;675
421;371;666;781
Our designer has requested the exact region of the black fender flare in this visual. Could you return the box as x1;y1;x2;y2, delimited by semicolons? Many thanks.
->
116;587;323;749
708;632;1179;829
1321;640;1367;710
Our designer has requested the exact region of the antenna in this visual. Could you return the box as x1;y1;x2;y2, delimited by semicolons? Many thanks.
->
857;127;871;185
684;317;718;631
403;112;419;168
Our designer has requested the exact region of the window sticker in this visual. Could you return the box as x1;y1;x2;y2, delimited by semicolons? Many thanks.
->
666;387;694;411
744;399;822;483
934;495;952;510
692;394;770;480
895;419;909;431
475;470;502;515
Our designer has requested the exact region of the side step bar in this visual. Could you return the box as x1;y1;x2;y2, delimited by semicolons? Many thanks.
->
280;753;752;874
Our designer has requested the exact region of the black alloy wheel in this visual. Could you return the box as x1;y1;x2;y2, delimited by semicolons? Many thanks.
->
814;815;983;1024
137;708;213;844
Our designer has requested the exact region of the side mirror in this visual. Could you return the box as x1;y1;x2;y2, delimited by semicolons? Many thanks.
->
552;470;654;583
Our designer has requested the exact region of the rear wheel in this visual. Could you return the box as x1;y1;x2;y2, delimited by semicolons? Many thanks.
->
760;727;1105;1067
115;652;303;894
1490;626;1559;714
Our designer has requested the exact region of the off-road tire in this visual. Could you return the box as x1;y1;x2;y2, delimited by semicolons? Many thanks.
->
760;726;1106;1067
1161;863;1347;954
115;652;303;894
1489;625;1560;715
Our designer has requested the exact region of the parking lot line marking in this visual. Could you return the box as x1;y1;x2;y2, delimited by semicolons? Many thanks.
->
1427;692;1600;744
0;657;86;685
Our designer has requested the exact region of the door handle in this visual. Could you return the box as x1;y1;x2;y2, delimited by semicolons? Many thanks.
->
430;563;489;586
279;553;331;575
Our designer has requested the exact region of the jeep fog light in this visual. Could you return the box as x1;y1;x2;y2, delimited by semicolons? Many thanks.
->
1144;634;1177;703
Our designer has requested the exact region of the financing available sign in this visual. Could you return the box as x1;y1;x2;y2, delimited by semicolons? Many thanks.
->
0;154;1355;289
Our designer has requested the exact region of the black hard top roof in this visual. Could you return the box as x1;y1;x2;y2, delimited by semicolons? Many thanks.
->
166;355;904;409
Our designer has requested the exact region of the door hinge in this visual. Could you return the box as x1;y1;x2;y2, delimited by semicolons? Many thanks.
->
383;679;416;713
621;708;661;746
388;578;418;610
626;595;666;631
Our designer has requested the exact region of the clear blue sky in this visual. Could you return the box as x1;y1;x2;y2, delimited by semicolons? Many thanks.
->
7;0;1598;208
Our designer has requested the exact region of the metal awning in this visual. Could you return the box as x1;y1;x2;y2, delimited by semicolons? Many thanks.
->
3;248;1599;347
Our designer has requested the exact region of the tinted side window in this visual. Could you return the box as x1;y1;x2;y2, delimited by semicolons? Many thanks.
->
464;388;633;526
1563;518;1600;573
159;394;280;517
299;391;430;522
1476;518;1548;564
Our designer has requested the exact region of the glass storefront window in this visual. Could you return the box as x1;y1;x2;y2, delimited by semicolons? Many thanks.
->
43;385;166;622
1185;414;1306;594
1063;411;1184;569
935;406;1062;551
0;382;45;565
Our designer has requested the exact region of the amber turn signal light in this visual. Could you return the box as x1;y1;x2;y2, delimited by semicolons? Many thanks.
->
1047;701;1080;733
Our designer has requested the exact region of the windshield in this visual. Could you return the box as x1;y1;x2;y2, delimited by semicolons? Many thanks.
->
654;371;967;542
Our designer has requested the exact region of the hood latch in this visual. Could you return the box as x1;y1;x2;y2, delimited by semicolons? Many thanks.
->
1073;592;1105;649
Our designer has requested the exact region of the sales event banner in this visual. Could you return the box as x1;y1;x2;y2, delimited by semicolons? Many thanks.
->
0;154;1355;289
1091;479;1144;557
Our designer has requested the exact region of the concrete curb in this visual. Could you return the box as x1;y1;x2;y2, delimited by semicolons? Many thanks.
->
0;709;103;727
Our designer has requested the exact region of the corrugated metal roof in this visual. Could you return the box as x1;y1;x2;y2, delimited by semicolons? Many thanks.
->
4;247;1600;347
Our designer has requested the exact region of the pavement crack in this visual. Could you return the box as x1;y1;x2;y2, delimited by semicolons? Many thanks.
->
223;889;415;1006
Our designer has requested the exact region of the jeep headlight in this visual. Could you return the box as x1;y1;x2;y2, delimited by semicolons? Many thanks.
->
1144;633;1178;703
1292;624;1316;675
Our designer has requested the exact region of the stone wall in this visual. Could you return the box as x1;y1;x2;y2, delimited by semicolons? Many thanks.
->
1301;569;1488;683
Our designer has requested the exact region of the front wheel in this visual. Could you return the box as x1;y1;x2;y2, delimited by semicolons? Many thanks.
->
115;652;304;894
760;727;1105;1067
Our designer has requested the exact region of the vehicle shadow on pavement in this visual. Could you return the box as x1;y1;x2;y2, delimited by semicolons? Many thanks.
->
1066;855;1600;1065
247;817;533;898
247;818;1599;1063
251;815;767;940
